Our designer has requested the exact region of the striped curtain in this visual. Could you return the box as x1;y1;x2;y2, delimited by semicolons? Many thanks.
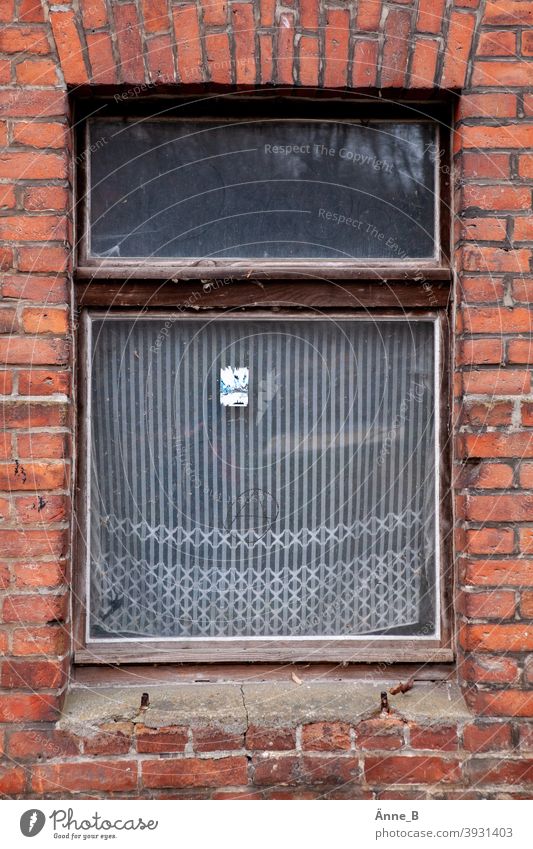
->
88;316;437;640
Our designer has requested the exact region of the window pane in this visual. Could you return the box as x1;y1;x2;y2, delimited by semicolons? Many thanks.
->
88;317;437;641
88;119;437;260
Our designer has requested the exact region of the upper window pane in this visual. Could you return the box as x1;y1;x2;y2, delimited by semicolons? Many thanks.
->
87;119;437;261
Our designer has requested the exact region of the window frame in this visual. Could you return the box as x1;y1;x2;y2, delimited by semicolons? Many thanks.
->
73;95;453;666
74;306;452;665
74;96;452;281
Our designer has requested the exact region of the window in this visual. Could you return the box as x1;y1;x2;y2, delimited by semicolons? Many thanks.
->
75;97;452;663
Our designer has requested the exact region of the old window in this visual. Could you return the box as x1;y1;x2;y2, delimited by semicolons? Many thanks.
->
75;97;452;663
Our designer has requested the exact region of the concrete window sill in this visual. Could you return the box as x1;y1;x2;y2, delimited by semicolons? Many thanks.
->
60;680;471;736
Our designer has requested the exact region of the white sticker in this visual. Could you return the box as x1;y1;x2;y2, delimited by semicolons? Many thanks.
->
220;366;249;407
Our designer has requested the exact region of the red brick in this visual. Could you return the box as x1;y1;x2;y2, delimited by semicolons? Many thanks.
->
416;0;445;33
462;623;533;652
468;690;533;717
142;756;247;788
81;0;108;29
9;730;78;759
141;0;168;33
18;246;69;273
136;725;188;753
259;34;273;83
464;186;530;211
0;529;66;559
520;591;533;617
409;724;458;751
174;4;203;83
324;9;349;87
461;654;519;685
478;30;517;56
17;433;68;460
2;590;66;623
15;58;59;85
300;0;316;30
23;186;68;211
461;245;531;274
519;463;533;488
0;152;67;180
467;494;533;522
252;754;298;785
84;723;133;755
467;758;533;784
484;1;533;25
410;38;439;87
19;0;45;22
12;624;68;655
518;724;533;748
146;34;175;83
463;307;533;334
460;401;513;427
13;560;66;588
0;215;66;243
381;9;410;87
2;658;65;688
463;558;533;587
473;61;533;86
355;718;404;751
509;340;533;363
2;402;68;428
202;0;229;27
0;26;49;54
114;4;144;82
302;722;351;751
441;11;476;87
277;13;294;85
356;0;382;31
0;766;26;795
299;36;319;87
300;755;360;785
21;307;69;334
192;726;243;752
462;369;529;395
18;370;70;397
461;153;510;181
461;217;508;242
459;275;505;303
86;32;117;84
460;589;516;619
365;755;460;784
49;10;89;84
462;123;533;150
523;403;533;426
518;153;533;178
463;722;512;752
1;275;68;304
515;218;533;242
0;693;58;722
245;725;295;751
232;4;255;85
0;308;17;333
458;462;513;489
352;39;378;87
32;761;137;794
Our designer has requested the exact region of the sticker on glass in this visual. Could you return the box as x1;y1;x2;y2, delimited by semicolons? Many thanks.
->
220;366;249;407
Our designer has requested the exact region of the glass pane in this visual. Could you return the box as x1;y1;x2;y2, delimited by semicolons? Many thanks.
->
88;317;437;641
88;119;436;260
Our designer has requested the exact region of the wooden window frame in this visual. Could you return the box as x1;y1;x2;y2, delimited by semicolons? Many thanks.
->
73;94;454;666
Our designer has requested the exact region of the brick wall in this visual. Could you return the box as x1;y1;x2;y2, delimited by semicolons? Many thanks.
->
0;0;532;798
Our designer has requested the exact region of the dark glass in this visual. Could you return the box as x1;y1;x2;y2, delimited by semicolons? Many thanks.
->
88;119;437;260
88;317;437;640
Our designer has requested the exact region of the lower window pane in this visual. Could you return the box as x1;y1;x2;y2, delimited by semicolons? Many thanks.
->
87;316;438;641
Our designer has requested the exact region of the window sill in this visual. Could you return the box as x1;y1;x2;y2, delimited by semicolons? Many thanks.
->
60;680;470;736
